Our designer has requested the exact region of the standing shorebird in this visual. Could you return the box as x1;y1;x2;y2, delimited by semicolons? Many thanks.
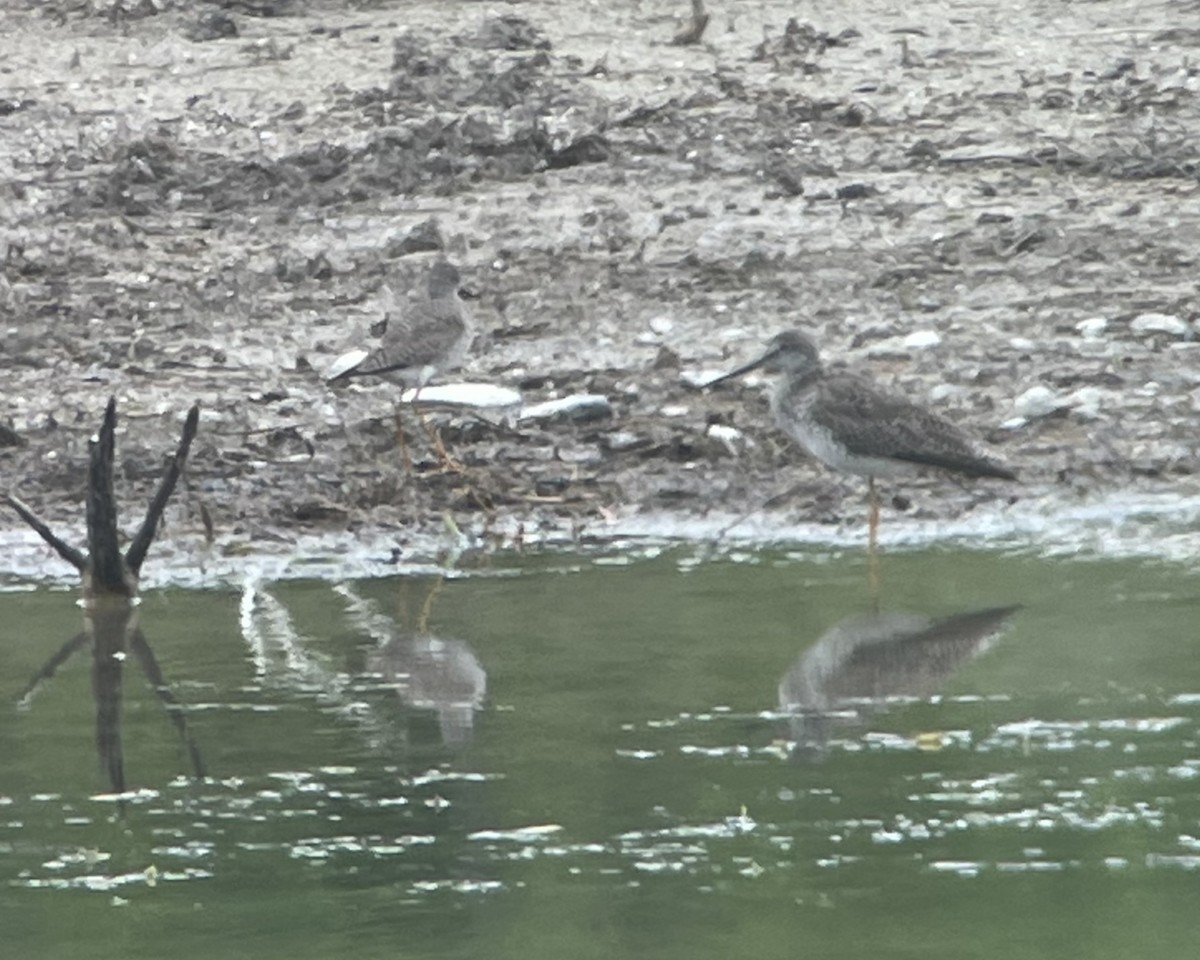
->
328;258;474;469
708;330;1016;576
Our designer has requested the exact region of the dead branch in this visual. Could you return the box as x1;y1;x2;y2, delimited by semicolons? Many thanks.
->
126;402;201;576
87;397;126;593
3;494;87;572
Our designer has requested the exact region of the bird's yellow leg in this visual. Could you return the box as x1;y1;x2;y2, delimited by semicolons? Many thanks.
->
867;476;881;604
417;575;445;634
413;390;464;473
394;407;413;475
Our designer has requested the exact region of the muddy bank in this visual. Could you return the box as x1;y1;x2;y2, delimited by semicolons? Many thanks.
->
2;0;1198;574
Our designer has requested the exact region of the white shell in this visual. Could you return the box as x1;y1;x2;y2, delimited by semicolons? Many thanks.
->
519;394;612;422
1012;385;1063;419
398;382;523;410
325;349;370;382
1131;312;1189;337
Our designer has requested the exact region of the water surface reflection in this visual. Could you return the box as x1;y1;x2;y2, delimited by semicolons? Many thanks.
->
778;605;1020;759
4;549;1200;960
19;594;205;796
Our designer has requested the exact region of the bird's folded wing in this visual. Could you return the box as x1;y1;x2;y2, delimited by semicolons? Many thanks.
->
813;376;1014;479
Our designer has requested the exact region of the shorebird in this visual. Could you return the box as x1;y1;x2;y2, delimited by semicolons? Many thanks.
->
779;604;1020;760
708;330;1016;571
328;258;473;469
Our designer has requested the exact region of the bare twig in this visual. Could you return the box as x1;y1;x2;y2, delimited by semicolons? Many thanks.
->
3;494;87;572
126;403;200;576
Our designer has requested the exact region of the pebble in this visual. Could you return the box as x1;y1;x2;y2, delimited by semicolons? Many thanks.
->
1064;387;1109;419
706;423;748;456
902;330;941;349
606;431;644;452
1131;312;1190;337
520;394;612;423
1076;317;1108;339
1012;385;1063;419
325;349;370;381
929;383;967;402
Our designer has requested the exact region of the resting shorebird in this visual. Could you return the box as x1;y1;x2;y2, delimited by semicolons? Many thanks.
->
708;330;1016;577
328;258;473;469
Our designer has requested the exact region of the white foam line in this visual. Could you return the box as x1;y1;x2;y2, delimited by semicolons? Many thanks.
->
3;490;1200;589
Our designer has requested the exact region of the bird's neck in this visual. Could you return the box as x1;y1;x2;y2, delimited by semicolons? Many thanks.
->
771;365;821;410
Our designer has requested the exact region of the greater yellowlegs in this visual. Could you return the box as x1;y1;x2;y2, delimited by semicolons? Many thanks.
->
708;329;1016;559
328;258;474;468
778;605;1021;759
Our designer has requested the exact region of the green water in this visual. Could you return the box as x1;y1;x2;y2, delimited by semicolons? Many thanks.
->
1;547;1199;959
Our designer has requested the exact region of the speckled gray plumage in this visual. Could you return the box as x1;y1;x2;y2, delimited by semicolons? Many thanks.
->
714;329;1017;481
777;369;1017;480
332;259;472;388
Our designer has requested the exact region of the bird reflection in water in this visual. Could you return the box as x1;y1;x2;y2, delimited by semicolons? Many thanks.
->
337;579;487;749
778;605;1020;760
367;634;486;748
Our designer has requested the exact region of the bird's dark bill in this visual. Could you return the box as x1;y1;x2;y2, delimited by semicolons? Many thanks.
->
707;348;774;386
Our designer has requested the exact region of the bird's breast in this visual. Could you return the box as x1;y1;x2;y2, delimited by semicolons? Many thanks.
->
770;387;919;479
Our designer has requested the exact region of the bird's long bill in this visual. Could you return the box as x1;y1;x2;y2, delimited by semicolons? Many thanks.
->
706;345;777;386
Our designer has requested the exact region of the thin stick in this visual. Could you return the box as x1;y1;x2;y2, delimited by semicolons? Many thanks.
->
3;494;87;572
126;403;200;576
712;481;808;542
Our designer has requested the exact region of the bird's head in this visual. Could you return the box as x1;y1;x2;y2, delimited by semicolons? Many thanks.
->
707;329;822;385
428;259;463;300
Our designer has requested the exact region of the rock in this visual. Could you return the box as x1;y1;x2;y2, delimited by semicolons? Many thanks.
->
519;394;612;423
605;431;646;452
682;368;730;389
1012;385;1064;420
386;218;444;257
902;330;941;349
1064;387;1110;420
326;349;370;382
928;384;967;402
705;423;748;456
1131;312;1190;337
1076;317;1108;339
